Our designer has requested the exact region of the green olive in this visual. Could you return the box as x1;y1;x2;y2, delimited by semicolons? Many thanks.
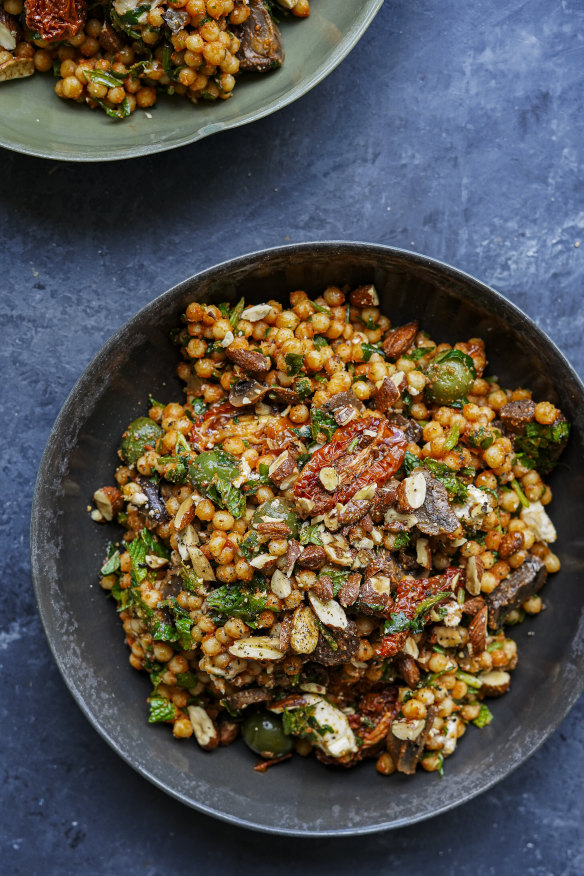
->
241;711;294;758
252;497;301;538
426;358;475;404
120;417;163;465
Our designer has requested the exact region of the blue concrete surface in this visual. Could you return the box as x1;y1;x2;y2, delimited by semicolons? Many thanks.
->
1;0;583;873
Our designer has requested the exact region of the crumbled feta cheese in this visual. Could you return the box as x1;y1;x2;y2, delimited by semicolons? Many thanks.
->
521;500;557;543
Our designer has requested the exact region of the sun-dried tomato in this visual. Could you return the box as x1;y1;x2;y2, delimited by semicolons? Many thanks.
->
377;568;461;658
25;0;87;42
293;414;407;515
189;402;240;451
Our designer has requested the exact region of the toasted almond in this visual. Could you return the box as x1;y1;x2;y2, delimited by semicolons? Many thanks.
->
353;483;377;502
145;554;169;569
398;471;427;511
431;625;468;648
307;592;348;630
402;636;419;659
0;56;33;82
468;605;488;655
174;495;195;531
185;543;215;580
290;605;319;654
271;568;292;599
478;669;510;696
0;22;16;51
319;467;339;492
296;496;315;517
391;719;425;741
416;537;432;569
241;304;273;322
249;552;277;570
323;542;354;567
187;706;219;750
466;555;484;596
228;636;284;661
93;486;123;522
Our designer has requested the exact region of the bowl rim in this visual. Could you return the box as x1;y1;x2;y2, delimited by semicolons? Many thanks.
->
0;1;383;163
30;240;584;835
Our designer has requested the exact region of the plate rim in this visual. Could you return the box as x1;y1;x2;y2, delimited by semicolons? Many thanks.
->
30;240;584;835
0;1;384;163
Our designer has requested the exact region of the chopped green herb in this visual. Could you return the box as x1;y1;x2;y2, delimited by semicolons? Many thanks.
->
455;670;482;690
148;696;178;724
320;568;351;597
514;420;570;475
393;532;411;551
229;297;245;328
425;459;470;503
397;451;420;478
511;478;530;508
443;422;460;451
299;523;323;546
206;582;277;627
404;346;434;361
310;409;337;443
295;377;313;401
285;353;304;376
361;342;384;362
473;704;493;728
100;543;120;576
239;530;259;559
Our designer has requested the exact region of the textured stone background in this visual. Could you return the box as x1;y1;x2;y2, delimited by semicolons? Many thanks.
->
1;0;583;873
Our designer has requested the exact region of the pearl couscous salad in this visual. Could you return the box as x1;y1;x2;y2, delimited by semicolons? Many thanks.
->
0;0;307;118
92;284;569;776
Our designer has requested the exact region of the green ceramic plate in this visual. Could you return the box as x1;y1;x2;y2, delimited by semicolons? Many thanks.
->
0;1;382;162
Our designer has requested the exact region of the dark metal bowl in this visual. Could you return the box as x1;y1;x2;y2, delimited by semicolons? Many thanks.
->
31;242;584;836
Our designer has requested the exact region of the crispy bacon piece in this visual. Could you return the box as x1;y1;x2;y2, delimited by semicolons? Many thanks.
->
25;0;86;42
294;414;407;516
376;568;460;659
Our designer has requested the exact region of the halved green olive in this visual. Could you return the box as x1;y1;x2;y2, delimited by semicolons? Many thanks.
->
425;351;476;404
120;417;163;465
252;497;301;538
241;712;293;758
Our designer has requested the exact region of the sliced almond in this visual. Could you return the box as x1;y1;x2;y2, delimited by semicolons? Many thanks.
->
187;706;219;750
0;56;33;82
290;605;319;654
397;471;427;511
308;592;348;630
241;303;273;322
391;719;425;741
296;496;315;517
416;537;432;569
93;486;123;522
390;371;407;392
466;555;484;596
353;483;377;502
319;467;339;492
145;554;169;569
431;625;468;648
249;553;277;570
323;542;354;567
479;669;510;697
174;495;195;531
403;636;419;659
0;22;16;52
270;568;292;599
185;543;215;581
228;636;284;660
